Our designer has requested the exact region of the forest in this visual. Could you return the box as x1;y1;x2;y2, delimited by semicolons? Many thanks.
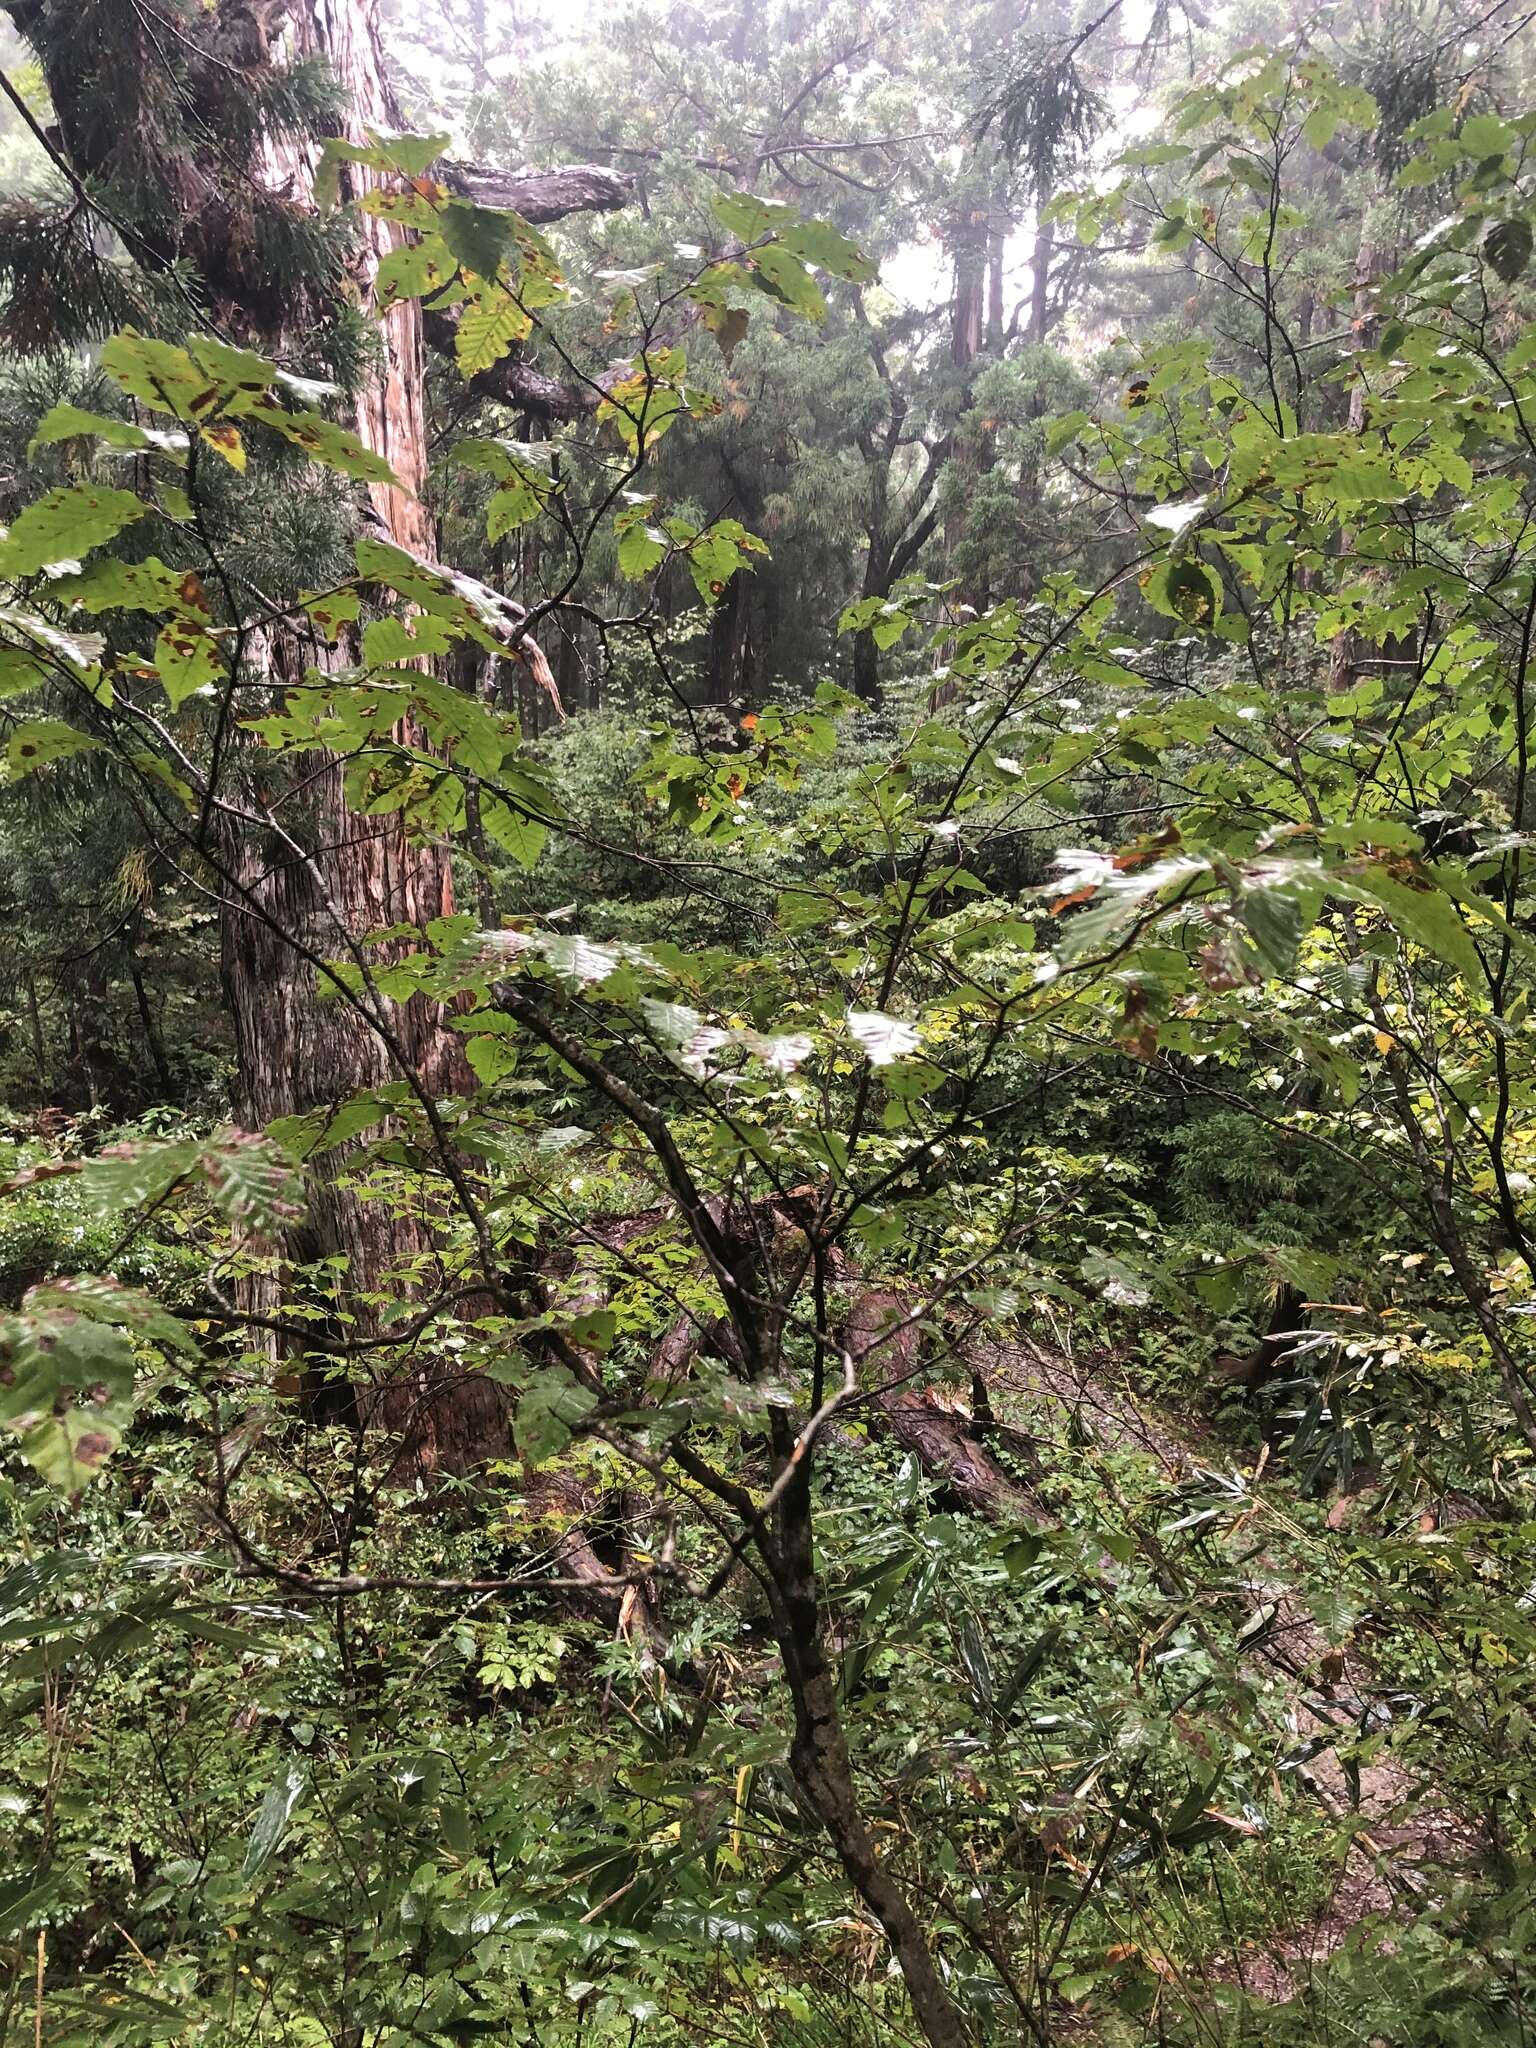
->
1;0;1535;2041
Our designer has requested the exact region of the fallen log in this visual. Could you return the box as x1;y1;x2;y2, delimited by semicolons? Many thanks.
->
843;1291;1040;1521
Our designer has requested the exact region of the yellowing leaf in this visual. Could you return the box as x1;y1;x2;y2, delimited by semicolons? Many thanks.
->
455;283;532;378
199;423;247;472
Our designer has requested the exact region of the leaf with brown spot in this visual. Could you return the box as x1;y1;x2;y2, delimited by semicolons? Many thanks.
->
199;423;247;472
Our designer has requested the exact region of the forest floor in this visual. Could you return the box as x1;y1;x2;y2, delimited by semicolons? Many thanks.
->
973;1334;1476;2003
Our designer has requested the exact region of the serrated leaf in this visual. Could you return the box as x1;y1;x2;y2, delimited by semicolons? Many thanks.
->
542;934;619;985
711;190;796;241
198;422;246;471
6;719;100;776
481;797;547;870
0;484;147;577
455;282;533;378
1461;113;1512;157
49;556;188;617
376;234;452;305
1145;558;1217;627
515;1368;597;1464
314;129;449;212
439;200;521;283
361;613;453;664
747;243;826;321
245;401;405;489
1483;217;1533;283
1145;496;1208;536
617;520;669;579
779;216;877;282
99;332;224;419
0;1277;172;1489
186;334;278;397
703;303;750;364
1337;865;1485;983
303;585;362;642
29;404;189;462
1303;107;1338;149
154;621;224;706
0;605;105;674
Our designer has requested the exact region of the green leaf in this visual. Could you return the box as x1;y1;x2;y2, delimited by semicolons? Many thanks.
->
452;435;558;538
1240;882;1306;973
1460;113;1512;157
6;719;100;776
154;621;224;707
243;1762;308;1876
28;403;189;462
99;332;227;419
617;520;670;580
711;190;797;241
1120;143;1191;166
314;130;449;212
746;243;826;321
0;605;105;675
455;281;533;377
481;797;548;870
376;234;453;305
303;586;361;643
74;1139;198;1215
1483;217;1533;282
562;1309;617;1355
778;216;877;283
1046;410;1090;456
29;1273;192;1353
1338;865;1485;983
0;1870;63;1939
50;555;199;617
680;518;768;603
439;200;521;282
1144;558;1218;627
1303;107;1339;149
0;484;147;577
361;613;454;664
515;1368;598;1463
0;1278;155;1489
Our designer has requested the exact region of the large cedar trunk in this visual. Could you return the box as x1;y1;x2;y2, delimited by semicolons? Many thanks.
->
223;0;508;1472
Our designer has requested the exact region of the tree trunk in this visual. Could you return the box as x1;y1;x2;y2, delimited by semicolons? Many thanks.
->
986;216;1005;353
197;0;498;1470
852;535;890;707
771;1468;971;2048
130;958;173;1097
1328;230;1388;695
950;205;988;369
705;569;753;710
24;966;48;1096
1025;220;1051;346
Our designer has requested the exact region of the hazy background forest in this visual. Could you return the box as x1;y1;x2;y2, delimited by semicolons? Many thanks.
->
2;0;1536;2043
